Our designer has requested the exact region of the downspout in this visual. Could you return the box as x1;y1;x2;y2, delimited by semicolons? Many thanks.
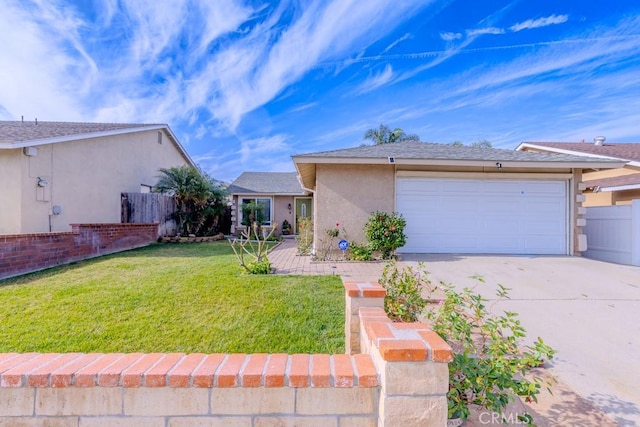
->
300;184;316;256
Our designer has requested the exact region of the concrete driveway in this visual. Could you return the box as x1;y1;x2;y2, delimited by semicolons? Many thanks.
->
400;254;640;426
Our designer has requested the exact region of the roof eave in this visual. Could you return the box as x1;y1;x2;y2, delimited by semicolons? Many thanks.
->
517;142;640;166
292;156;625;170
599;184;640;192
0;124;196;168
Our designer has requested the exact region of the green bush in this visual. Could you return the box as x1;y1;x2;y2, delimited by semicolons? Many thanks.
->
364;211;407;259
348;242;373;261
247;257;271;274
425;280;556;423
379;262;429;322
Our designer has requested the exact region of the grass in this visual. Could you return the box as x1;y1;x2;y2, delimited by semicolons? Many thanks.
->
0;242;344;354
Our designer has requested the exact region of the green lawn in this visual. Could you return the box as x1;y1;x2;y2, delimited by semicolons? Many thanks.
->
0;242;344;354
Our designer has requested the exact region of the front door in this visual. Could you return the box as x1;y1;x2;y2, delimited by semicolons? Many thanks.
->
294;197;313;234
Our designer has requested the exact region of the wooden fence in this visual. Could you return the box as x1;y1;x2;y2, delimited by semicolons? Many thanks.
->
121;192;177;237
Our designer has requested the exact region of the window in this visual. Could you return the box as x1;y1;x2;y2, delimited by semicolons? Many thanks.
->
241;197;272;226
157;131;163;144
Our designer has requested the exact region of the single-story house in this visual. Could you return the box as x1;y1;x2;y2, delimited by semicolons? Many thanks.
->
0;120;194;235
516;138;640;206
227;172;312;235
293;142;624;255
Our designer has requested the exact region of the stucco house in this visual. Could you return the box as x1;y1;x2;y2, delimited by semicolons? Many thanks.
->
0;120;194;235
227;172;312;235
517;139;640;206
292;142;624;256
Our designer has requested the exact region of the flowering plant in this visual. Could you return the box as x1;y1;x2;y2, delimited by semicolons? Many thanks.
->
326;223;340;238
364;211;407;259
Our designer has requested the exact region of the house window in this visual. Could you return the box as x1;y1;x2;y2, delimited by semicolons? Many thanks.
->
241;197;272;226
157;131;163;144
140;184;152;193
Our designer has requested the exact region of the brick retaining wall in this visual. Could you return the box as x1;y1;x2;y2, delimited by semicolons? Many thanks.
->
0;223;158;280
0;281;452;426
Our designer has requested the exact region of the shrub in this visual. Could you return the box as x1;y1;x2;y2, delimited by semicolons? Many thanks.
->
296;217;313;255
348;242;373;261
316;222;343;261
247;257;271;274
379;262;429;322
364;211;407;259
229;222;277;274
425;279;556;424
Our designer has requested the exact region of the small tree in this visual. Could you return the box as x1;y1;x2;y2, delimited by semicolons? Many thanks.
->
154;166;227;236
364;211;407;259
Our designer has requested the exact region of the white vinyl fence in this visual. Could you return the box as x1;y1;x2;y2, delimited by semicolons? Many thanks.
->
584;199;640;266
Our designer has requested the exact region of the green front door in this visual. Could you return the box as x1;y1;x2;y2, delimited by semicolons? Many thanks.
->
294;197;312;234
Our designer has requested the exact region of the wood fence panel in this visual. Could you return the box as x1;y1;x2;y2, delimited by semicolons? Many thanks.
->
121;193;177;236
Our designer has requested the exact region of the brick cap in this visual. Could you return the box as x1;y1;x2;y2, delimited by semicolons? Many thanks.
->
344;281;386;298
360;307;453;363
0;353;379;389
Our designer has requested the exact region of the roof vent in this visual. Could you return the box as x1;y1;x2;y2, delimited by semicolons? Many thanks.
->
594;136;606;146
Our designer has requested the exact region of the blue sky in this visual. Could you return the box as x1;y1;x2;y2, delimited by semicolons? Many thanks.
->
1;1;639;182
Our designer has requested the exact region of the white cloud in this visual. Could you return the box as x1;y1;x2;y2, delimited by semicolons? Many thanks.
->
205;0;433;129
466;27;505;37
382;33;412;53
0;0;94;120
510;14;569;32
440;32;462;41
352;64;394;95
238;135;291;164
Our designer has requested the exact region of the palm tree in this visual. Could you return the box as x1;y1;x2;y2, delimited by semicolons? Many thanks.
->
472;139;493;148
155;166;226;236
364;124;420;145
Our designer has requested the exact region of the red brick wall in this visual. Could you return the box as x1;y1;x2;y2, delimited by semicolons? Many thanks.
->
0;223;158;280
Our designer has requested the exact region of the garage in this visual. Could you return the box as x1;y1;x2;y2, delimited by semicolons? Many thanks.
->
396;177;568;254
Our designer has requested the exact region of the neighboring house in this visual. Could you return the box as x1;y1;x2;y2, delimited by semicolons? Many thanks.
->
227;172;312;235
516;139;640;206
292;142;624;255
0;120;194;235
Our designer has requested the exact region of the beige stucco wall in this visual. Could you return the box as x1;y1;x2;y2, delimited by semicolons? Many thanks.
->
0;149;22;234
3;129;189;234
274;196;295;233
583;167;640;207
314;164;395;251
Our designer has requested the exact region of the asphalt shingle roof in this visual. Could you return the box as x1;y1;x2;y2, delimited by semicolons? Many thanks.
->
294;141;617;163
524;142;640;162
0;121;160;143
228;172;306;195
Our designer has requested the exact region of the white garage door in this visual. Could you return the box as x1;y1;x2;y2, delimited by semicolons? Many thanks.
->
396;178;568;255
